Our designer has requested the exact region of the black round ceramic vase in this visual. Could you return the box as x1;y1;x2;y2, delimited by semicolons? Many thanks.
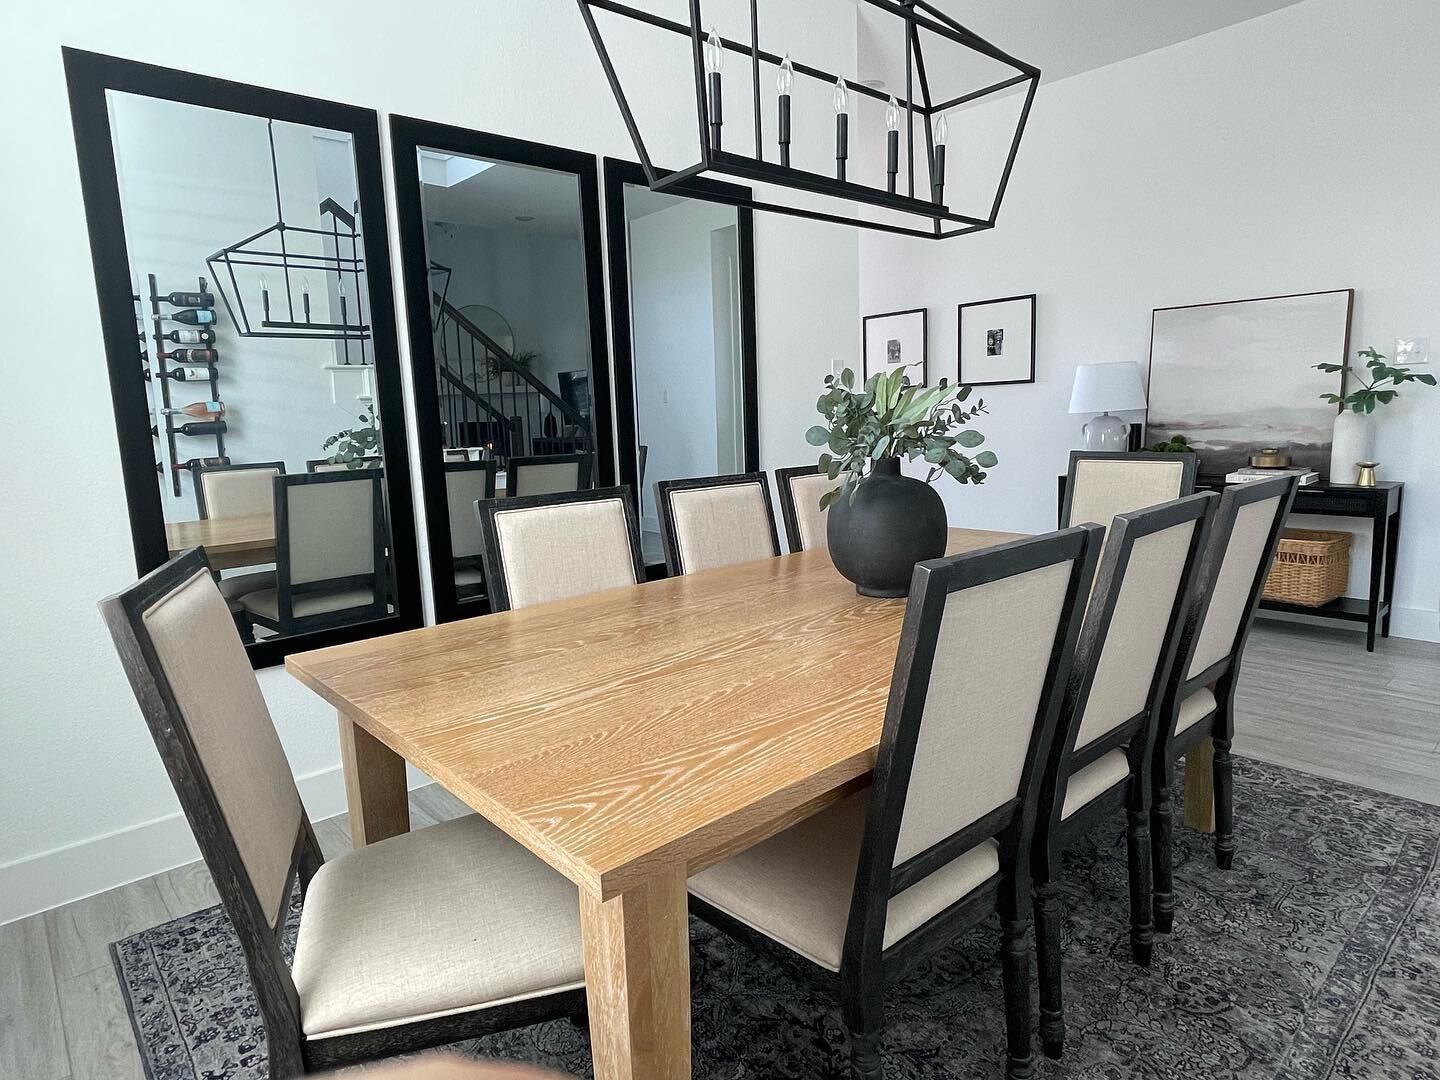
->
827;458;948;597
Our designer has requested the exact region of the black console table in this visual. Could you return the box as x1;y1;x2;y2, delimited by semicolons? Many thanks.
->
1056;476;1404;651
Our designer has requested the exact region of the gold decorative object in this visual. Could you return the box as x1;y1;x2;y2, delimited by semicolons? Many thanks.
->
1355;461;1379;487
1250;448;1292;468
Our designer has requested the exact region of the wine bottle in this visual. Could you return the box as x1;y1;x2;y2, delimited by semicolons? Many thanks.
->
161;328;216;345
172;456;230;471
155;366;216;383
175;420;227;437
159;347;218;364
160;400;225;419
161;308;217;325
154;290;214;307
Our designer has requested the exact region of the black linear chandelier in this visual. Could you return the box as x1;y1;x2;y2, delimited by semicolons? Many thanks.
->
576;0;1040;239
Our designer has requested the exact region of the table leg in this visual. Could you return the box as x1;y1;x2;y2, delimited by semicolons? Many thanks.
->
1183;740;1216;833
579;868;691;1080
1381;499;1401;639
337;710;409;848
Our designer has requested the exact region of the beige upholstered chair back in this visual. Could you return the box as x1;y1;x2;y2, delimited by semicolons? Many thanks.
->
445;468;492;561
1066;456;1189;531
443;448;469;463
282;474;379;586
135;565;302;926
788;472;838;551
893;558;1076;864
1073;516;1199;749
1188;492;1287;676
490;494;639;609
660;476;779;575
511;459;581;497
200;466;280;522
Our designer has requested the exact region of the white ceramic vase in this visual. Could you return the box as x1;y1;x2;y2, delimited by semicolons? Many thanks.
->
1328;409;1375;484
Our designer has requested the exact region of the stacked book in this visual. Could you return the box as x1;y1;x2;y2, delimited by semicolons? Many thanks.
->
1224;466;1320;486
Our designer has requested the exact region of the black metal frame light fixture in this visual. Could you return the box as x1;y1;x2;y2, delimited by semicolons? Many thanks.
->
575;0;1040;239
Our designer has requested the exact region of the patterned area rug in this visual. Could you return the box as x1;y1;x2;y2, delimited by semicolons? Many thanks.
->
112;759;1440;1079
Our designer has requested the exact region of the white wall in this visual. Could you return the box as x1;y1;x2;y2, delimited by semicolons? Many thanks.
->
858;0;1440;641
0;0;859;921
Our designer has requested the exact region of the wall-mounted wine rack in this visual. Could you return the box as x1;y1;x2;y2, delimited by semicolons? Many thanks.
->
148;273;225;496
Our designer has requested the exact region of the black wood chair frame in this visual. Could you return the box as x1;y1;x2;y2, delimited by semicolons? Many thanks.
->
774;463;828;553
1058;450;1198;528
445;459;499;601
690;526;1104;1080
1149;473;1299;933
506;452;595;497
304;457;381;472
1030;492;1218;1058
100;549;586;1076
653;471;781;577
475;485;646;613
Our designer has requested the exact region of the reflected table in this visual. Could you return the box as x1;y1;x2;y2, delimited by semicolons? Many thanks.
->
165;514;276;570
287;528;1020;1080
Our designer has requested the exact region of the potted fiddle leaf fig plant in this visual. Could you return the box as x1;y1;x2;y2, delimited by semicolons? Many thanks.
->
1317;347;1436;481
806;365;995;597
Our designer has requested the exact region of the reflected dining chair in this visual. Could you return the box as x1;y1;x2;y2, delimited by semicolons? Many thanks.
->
688;526;1104;1080
99;549;588;1077
1058;451;1197;531
240;471;389;637
475;486;644;612
1151;473;1298;932
775;463;840;553
195;460;285;602
1030;492;1216;1059
506;452;592;497
445;459;498;601
306;457;380;473
654;472;781;575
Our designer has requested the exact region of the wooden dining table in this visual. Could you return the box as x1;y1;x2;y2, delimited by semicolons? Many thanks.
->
165;514;276;570
285;526;1217;1078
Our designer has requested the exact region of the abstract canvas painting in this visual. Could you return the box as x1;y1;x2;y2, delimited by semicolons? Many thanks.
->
1146;290;1352;474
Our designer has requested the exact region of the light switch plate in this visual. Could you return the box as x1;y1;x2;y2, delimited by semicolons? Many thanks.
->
1395;336;1430;365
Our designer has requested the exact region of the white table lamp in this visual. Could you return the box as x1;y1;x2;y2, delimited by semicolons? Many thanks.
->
1069;361;1148;450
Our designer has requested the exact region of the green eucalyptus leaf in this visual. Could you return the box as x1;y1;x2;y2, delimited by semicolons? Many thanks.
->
975;450;998;468
955;429;985;448
805;425;830;446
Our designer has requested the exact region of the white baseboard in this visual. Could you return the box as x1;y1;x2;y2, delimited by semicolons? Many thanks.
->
0;764;429;926
1391;605;1440;644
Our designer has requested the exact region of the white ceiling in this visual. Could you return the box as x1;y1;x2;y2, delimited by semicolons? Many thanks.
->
420;156;584;237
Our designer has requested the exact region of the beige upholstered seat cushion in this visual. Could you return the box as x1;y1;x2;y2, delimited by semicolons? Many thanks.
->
788;472;838;551
216;569;276;601
292;813;584;1040
240;586;379;621
1174;686;1217;735
688;790;999;972
1068;458;1186;533
668;482;777;573
141;570;301;926
1062;749;1130;819
1188;495;1283;676
493;497;637;609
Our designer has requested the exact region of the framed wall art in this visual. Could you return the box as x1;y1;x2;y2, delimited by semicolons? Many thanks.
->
958;293;1036;386
862;307;928;385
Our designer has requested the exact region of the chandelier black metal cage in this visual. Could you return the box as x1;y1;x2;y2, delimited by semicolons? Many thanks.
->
576;0;1040;239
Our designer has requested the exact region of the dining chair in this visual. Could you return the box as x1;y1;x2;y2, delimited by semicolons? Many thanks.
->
688;526;1104;1080
1058;451;1197;531
1030;492;1217;1059
239;471;389;637
443;448;470;464
306;457;380;473
475;485;645;612
99;548;587;1077
654;472;781;575
195;460;286;602
506;452;592;497
1150;473;1298;933
775;464;841;552
445;459;498;600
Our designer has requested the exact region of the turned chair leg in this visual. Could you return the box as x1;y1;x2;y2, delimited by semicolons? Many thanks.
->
841;984;885;1080
1151;773;1175;935
1126;803;1155;965
1213;735;1235;870
1000;915;1036;1080
1033;881;1065;1059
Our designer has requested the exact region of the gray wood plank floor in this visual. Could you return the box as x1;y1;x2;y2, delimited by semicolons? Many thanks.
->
4;622;1435;1080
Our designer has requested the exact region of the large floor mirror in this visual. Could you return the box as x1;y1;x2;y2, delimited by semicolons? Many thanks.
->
391;117;614;622
603;160;759;570
66;50;421;666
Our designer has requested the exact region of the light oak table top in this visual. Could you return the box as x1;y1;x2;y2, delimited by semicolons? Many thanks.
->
165;514;275;570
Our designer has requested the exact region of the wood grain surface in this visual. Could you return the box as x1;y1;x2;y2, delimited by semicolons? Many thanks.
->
165;515;275;570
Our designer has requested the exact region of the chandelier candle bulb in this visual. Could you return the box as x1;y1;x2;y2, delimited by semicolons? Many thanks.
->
932;112;948;205
834;76;850;181
704;28;723;148
777;53;794;167
885;96;901;194
260;273;270;320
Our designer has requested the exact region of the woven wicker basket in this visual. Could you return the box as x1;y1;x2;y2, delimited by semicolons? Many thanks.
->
1262;529;1352;607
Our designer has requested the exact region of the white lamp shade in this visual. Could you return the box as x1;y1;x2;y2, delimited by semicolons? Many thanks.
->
1068;361;1148;414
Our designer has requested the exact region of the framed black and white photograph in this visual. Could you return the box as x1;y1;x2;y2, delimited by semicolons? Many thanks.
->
958;293;1036;386
862;307;928;385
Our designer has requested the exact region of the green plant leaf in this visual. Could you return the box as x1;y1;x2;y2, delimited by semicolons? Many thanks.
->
805;425;830;446
976;450;998;468
955;429;985;448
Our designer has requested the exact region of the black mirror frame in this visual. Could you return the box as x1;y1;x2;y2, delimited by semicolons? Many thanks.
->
64;48;423;668
601;158;760;574
390;116;617;624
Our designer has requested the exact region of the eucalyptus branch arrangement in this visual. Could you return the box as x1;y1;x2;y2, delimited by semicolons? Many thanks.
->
805;365;995;510
1317;347;1436;413
321;402;381;468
